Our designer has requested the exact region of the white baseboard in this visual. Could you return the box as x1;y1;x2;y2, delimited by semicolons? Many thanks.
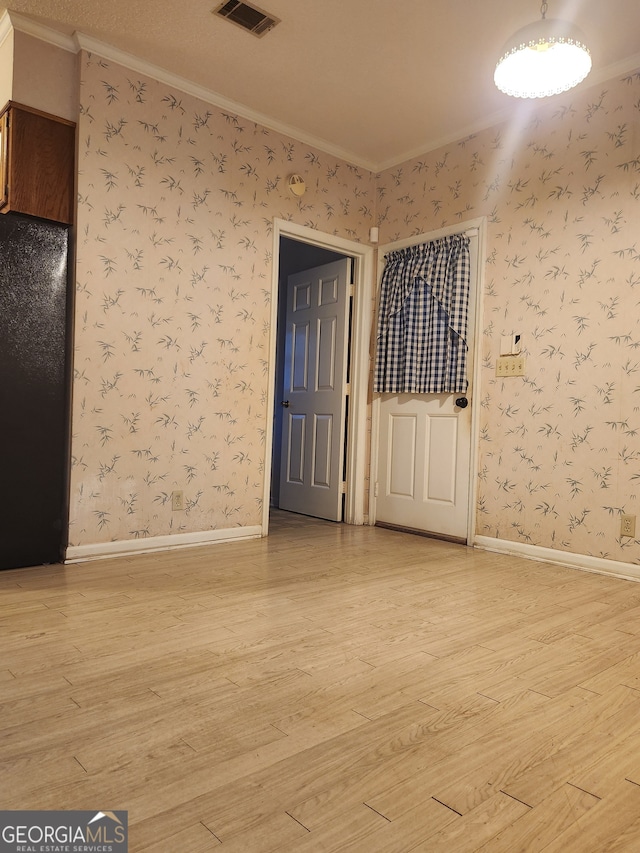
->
474;536;640;583
65;525;263;563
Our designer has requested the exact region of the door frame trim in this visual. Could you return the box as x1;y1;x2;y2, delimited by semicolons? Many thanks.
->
263;219;375;533
369;217;486;543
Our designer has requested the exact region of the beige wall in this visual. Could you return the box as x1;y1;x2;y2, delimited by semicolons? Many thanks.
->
12;31;77;120
13;25;636;566
69;51;375;549
378;68;640;562
0;25;13;108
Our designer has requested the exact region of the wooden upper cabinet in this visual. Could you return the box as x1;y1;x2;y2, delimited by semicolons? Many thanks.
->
0;101;76;225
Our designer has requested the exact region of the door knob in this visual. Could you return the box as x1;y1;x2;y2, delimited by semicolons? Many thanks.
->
455;397;469;409
281;400;290;408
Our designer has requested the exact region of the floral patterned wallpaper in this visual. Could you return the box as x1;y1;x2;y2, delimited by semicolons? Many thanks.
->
377;69;640;563
70;44;640;567
69;51;375;549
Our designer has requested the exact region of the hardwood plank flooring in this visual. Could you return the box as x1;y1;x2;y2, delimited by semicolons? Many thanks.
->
3;510;640;850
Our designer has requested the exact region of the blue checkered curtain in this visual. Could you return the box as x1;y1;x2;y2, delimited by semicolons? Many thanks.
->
374;234;471;394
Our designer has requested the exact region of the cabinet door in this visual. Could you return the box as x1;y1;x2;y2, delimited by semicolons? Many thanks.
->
0;103;75;224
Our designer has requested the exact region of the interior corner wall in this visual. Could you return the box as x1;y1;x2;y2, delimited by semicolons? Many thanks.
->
69;50;375;553
11;31;77;120
377;67;640;565
0;24;14;107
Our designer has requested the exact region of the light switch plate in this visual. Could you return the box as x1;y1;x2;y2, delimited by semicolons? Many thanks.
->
496;355;526;377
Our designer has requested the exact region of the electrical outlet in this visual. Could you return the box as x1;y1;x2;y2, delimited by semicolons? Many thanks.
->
496;355;526;377
172;490;184;511
621;514;636;538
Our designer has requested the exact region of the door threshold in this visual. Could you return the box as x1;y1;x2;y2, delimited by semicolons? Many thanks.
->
375;521;467;546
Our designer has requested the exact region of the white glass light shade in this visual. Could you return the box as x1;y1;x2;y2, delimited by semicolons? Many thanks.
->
494;18;591;98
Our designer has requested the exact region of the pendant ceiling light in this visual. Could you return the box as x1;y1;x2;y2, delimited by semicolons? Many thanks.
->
494;0;591;98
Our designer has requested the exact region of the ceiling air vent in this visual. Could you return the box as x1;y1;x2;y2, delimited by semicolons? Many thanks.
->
214;1;280;37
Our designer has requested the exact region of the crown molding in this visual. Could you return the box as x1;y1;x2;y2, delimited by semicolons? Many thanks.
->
74;31;378;172
0;9;13;45
374;108;514;174
4;11;640;174
589;50;640;87
3;11;376;169
4;10;76;52
376;51;640;173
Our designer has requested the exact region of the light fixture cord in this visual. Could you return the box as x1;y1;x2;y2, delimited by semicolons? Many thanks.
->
540;0;548;19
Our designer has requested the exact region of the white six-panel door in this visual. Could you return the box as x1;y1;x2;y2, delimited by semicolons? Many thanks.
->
279;259;351;521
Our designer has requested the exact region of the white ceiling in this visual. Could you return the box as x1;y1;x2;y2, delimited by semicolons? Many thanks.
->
4;0;640;170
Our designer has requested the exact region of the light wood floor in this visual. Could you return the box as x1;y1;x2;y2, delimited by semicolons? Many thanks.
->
4;512;640;851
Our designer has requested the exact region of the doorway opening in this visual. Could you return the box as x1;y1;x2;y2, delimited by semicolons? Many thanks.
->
263;220;375;534
271;237;350;520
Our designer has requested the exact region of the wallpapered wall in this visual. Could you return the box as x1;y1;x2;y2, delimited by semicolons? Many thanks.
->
377;69;640;562
71;46;640;566
70;51;375;548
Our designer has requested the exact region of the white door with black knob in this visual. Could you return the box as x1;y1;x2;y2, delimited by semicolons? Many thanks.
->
373;225;481;542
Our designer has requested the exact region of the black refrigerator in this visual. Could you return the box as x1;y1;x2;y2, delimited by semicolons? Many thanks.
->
0;212;71;570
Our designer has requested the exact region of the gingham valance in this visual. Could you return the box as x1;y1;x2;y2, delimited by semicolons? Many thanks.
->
374;234;471;394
